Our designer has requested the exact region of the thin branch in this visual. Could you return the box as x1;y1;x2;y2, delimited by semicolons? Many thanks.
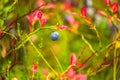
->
0;3;47;39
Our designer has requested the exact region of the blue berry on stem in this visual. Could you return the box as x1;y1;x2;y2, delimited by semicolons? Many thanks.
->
50;31;59;41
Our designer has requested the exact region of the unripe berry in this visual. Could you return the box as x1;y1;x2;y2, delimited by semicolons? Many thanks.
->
50;32;59;41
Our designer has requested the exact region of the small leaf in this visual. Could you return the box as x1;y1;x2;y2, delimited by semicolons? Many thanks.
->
0;19;4;26
17;23;21;36
70;53;76;65
42;69;49;76
66;68;75;78
56;25;68;30
31;62;38;74
64;1;71;10
75;74;87;80
41;19;47;26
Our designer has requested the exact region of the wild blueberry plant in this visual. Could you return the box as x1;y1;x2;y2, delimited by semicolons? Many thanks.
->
0;0;120;80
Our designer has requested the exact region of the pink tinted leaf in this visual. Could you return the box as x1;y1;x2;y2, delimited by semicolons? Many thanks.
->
42;69;49;76
105;0;111;6
64;1;71;10
70;53;76;65
41;19;47;26
26;15;33;24
66;68;75;79
32;10;42;20
66;15;75;24
76;74;87;80
81;6;87;17
26;10;42;25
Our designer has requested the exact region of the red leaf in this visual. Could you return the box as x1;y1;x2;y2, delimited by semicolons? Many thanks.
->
70;53;76;65
26;10;42;25
57;25;68;30
110;2;119;13
32;10;42;20
66;68;75;79
76;62;85;67
31;62;38;74
26;15;34;24
81;6;87;17
41;19;47;26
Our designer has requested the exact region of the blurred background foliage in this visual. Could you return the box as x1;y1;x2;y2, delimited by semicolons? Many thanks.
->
0;0;120;80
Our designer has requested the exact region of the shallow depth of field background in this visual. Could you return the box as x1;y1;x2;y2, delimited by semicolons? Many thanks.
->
0;0;120;80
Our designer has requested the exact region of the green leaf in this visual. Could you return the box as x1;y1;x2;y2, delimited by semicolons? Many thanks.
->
4;0;9;4
0;19;6;30
4;0;17;13
4;6;13;13
17;23;21;37
0;19;4;26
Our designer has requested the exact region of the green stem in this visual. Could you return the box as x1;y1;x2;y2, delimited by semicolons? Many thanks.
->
3;31;17;39
94;28;102;48
29;39;58;76
15;26;56;50
7;26;56;60
50;48;63;72
113;44;117;80
116;62;120;74
62;65;73;74
99;40;117;53
81;34;98;56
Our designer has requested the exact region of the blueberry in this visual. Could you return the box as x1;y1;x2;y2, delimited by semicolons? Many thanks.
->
50;32;59;41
